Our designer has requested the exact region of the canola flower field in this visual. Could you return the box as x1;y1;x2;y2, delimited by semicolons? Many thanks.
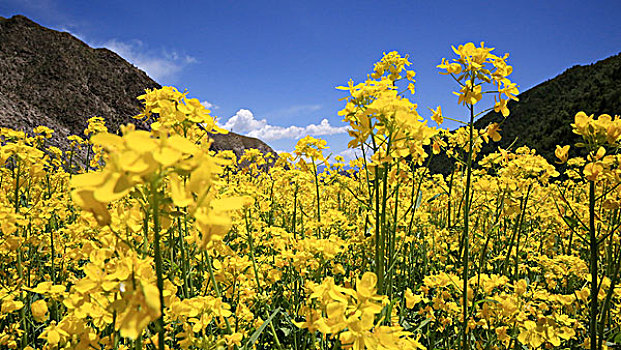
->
0;42;620;350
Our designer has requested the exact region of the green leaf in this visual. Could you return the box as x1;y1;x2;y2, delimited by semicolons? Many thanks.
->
413;317;433;332
564;215;578;229
427;193;442;202
244;307;281;350
167;210;185;218
414;190;423;210
474;298;500;305
279;327;291;337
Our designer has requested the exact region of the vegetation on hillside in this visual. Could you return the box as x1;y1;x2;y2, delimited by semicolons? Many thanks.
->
429;52;621;175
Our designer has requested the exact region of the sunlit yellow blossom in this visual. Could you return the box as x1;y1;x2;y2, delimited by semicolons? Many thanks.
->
429;106;443;125
555;145;570;164
31;299;49;322
454;80;482;105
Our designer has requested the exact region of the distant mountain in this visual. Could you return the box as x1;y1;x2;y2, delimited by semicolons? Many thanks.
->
429;52;621;174
0;14;274;161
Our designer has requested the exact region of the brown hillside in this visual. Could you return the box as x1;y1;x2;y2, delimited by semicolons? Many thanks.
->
0;14;274;160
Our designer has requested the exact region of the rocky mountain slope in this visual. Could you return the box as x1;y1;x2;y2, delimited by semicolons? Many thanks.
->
0;14;274;160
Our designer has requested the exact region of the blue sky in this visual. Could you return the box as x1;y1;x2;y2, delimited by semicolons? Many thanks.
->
2;0;621;159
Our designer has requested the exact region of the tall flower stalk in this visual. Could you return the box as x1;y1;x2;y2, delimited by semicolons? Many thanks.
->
436;42;519;350
565;111;621;350
337;51;436;295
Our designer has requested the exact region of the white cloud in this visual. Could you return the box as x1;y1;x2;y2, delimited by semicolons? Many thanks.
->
221;109;268;133
101;39;196;82
302;119;348;136
338;149;362;162
200;100;218;110
219;109;348;141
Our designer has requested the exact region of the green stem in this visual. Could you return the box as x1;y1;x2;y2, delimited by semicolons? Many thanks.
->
513;184;533;279
589;180;599;350
244;212;284;350
151;181;166;350
85;143;91;172
292;182;298;237
462;101;475;350
13;160;28;350
245;212;263;292
176;214;189;298
312;159;321;223
204;251;233;334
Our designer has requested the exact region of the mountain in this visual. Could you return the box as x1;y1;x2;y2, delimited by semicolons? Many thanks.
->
429;52;621;174
0;14;274;161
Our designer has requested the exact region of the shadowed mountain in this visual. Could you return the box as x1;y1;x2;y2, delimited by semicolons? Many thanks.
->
0;14;274;161
429;52;621;174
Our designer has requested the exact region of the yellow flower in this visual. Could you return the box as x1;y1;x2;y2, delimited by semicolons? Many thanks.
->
517;320;544;348
1;298;24;314
555;145;570;164
429;106;443;125
593;146;606;161
404;288;423;309
494;97;510;117
407;82;416;94
225;332;244;349
606;117;621;144
483;123;502;142
295;135;328;161
195;207;232;248
113;280;161;339
31;299;49;322
454;80;482;105
169;173;193;207
406;70;416;81
571;111;592;136
437;58;462;75
40;321;69;346
356;272;378;300
584;162;603;181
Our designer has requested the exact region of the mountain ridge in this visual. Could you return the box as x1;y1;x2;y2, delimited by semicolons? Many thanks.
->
0;14;274;160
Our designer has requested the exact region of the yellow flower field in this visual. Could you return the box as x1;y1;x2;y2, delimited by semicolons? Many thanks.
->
0;42;619;350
